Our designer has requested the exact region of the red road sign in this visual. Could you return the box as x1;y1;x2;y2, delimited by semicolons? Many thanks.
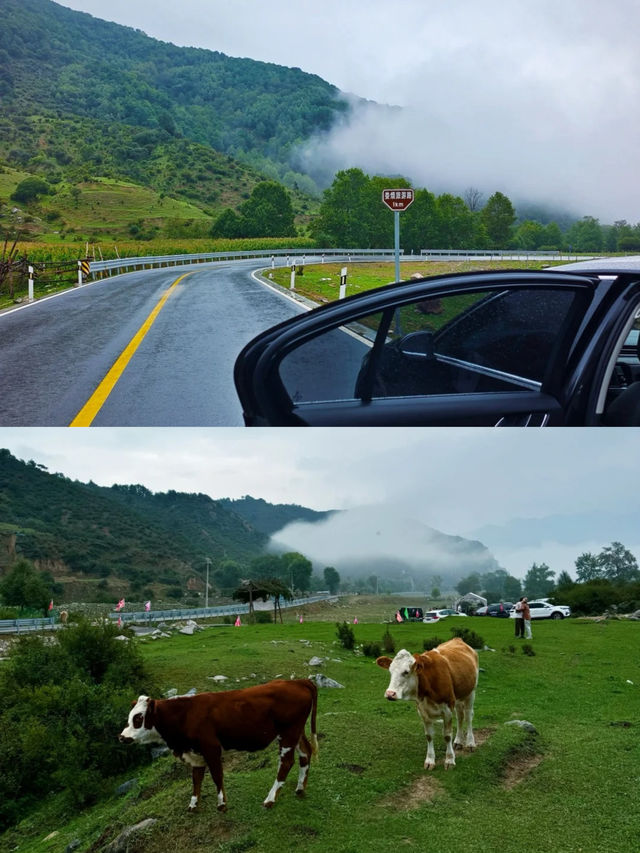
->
382;188;414;211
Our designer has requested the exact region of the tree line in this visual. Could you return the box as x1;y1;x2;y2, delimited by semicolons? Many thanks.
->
455;541;640;615
212;167;640;252
307;168;640;253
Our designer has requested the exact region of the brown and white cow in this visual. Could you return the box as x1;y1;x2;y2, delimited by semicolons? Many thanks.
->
376;638;478;770
119;679;318;811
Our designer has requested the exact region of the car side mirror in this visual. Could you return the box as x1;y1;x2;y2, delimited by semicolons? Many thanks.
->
398;330;435;359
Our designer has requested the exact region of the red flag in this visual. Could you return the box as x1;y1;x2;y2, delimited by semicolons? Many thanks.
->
117;616;122;628
115;598;125;612
144;601;151;612
48;599;53;611
395;611;403;623
353;617;358;624
234;616;242;627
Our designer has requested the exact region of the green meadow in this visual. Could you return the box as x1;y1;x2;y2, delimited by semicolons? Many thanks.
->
1;607;637;853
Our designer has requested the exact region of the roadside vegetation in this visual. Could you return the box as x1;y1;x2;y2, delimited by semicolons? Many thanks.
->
0;610;637;853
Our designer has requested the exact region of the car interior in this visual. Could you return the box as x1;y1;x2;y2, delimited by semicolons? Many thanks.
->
603;327;640;425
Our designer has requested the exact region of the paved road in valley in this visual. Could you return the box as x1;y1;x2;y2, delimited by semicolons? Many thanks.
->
0;261;304;426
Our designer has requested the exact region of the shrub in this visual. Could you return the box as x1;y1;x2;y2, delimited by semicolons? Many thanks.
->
423;636;445;651
254;610;272;623
362;641;382;658
336;621;355;650
0;619;156;830
449;625;485;649
10;176;50;203
381;627;395;654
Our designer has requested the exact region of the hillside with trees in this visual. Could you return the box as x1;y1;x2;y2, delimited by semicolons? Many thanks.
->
218;496;334;536
0;449;268;603
0;0;349;186
2;1;639;251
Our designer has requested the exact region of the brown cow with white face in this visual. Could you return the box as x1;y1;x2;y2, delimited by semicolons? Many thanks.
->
376;638;478;770
119;679;318;811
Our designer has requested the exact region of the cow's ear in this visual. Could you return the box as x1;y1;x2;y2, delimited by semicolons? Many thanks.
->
376;656;392;670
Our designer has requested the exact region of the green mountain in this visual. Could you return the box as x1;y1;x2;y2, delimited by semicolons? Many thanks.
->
0;449;267;602
0;0;352;234
219;496;334;537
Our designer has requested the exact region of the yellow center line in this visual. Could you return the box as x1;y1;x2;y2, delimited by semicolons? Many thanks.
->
69;272;192;427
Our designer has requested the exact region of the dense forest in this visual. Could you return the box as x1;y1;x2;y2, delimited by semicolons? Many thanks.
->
0;0;350;186
0;449;269;601
218;496;334;537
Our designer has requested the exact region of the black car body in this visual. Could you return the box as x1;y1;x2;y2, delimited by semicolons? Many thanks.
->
476;602;514;617
234;261;640;426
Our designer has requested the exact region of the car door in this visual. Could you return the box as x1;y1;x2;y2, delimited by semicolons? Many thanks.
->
234;270;598;426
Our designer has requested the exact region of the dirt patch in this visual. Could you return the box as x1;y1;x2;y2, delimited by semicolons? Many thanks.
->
502;753;544;789
465;726;493;752
337;762;367;775
381;775;445;810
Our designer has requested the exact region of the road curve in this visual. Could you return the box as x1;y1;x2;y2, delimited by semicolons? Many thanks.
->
0;260;304;426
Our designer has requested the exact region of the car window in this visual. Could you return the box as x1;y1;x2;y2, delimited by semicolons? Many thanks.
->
277;286;579;405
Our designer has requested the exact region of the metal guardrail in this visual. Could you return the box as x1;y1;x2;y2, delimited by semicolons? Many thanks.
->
0;617;56;634
107;595;336;625
89;249;402;278
0;595;337;633
420;249;597;261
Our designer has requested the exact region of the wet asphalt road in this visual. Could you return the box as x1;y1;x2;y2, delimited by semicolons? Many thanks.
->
0;261;304;426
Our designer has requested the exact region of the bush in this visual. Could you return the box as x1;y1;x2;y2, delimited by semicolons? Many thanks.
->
449;625;485;649
423;636;445;651
362;641;382;658
336;621;355;650
10;176;50;203
0;619;156;830
381;627;395;654
254;610;272;624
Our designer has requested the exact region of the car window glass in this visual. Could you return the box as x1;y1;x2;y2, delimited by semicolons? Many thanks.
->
277;287;578;405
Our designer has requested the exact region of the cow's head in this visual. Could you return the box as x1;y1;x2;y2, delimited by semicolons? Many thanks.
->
376;649;419;701
119;695;163;745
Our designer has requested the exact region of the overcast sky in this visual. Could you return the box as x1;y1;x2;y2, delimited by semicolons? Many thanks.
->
3;427;639;578
56;0;640;222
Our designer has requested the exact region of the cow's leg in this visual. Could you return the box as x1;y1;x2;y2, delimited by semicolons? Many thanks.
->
263;739;296;808
295;733;312;797
453;700;465;750
417;703;436;770
442;705;456;769
201;744;227;812
188;766;206;812
462;690;476;749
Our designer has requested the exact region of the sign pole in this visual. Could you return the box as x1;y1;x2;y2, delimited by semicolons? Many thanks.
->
381;188;414;284
394;211;400;283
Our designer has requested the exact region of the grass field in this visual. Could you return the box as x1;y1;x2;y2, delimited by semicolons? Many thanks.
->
264;259;553;306
1;599;637;853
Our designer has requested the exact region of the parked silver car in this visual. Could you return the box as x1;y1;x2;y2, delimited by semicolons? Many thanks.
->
510;599;571;620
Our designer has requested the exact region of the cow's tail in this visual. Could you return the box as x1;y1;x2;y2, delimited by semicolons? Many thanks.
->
308;679;319;760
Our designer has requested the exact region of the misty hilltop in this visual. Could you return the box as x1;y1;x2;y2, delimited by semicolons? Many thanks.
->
269;505;500;588
0;449;502;601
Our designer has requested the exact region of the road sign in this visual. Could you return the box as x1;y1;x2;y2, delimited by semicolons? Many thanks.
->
382;188;414;211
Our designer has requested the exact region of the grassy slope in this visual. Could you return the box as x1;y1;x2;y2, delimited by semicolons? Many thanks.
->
2;602;637;853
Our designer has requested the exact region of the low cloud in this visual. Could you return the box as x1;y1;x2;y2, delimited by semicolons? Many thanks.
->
269;505;499;585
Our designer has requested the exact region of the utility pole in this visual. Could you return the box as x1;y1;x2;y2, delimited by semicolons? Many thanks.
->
205;557;211;609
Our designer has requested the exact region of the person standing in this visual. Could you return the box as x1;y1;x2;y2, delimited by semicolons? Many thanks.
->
514;597;525;638
522;597;532;639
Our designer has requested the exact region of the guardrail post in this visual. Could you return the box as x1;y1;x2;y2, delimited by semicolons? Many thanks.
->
339;267;348;299
28;265;34;302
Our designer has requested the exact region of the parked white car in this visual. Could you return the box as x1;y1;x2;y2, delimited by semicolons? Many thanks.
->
510;599;571;620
